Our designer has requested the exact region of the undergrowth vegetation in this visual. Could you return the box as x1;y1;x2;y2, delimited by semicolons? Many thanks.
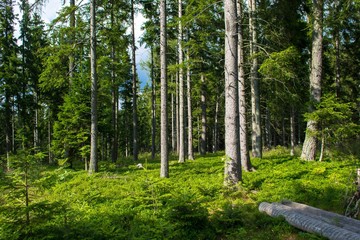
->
1;147;359;239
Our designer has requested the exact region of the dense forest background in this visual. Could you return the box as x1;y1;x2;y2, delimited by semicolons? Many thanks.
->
0;0;360;239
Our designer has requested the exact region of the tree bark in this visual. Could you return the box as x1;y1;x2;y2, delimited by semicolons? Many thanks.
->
176;72;179;154
224;0;241;185
301;0;323;161
131;0;138;162
259;202;360;240
160;0;169;178
237;0;252;171
290;108;295;156
69;0;75;87
186;49;194;160
89;0;98;174
249;0;262;158
213;95;219;153
178;0;185;163
110;0;118;163
200;73;207;155
171;76;176;152
151;47;156;160
281;200;360;234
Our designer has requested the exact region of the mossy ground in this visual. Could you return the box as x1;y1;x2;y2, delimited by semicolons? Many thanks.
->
1;147;359;239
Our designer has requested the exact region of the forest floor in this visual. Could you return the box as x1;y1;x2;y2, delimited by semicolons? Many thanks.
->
1;147;359;239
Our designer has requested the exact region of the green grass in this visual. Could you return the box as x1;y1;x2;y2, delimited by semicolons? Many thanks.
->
1;147;359;239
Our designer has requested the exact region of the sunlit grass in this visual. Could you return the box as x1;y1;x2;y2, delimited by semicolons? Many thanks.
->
1;147;358;239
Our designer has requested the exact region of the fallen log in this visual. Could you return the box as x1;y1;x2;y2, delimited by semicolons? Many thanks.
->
259;202;360;240
281;200;360;234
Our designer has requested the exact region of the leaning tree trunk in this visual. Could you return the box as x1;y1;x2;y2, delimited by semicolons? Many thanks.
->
186;49;194;160
224;0;241;185
178;0;185;163
160;0;169;178
301;0;323;161
89;0;98;174
131;0;138;162
237;0;252;171
249;0;262;158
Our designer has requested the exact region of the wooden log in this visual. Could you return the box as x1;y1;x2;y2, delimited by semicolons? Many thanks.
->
259;202;360;240
281;200;360;234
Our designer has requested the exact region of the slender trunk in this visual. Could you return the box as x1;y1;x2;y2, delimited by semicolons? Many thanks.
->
186;49;194;160
89;0;98;173
111;1;118;163
301;0;323;161
178;0;185;163
319;134;325;161
34;89;39;150
282;115;286;146
160;0;169;178
200;73;207;155
176;72;179;154
224;0;241;185
335;31;340;97
290;108;295;156
12;100;15;154
238;0;252;171
171;76;176;152
48;118;53;164
131;0;138;162
213;95;219;153
69;0;75;86
5;94;11;171
265;107;271;148
298;112;302;145
151;47;156;160
249;0;262;158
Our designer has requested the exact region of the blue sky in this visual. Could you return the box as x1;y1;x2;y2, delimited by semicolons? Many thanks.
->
15;0;150;89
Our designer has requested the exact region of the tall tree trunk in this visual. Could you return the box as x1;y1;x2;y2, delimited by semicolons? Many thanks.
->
176;72;179;154
5;94;11;171
48;117;53;164
282;114;286;146
200;73;207;155
171;76;176;152
186;49;194;160
265;107;271;148
213;95;219;153
301;0;323;161
160;0;169;178
290;108;295;156
151;47;156;160
334;31;340;97
111;1;118;163
131;0;138;162
224;0;241;185
249;0;262;158
178;0;185;163
237;0;252;171
34;89;39;150
89;0;98;173
69;0;75;87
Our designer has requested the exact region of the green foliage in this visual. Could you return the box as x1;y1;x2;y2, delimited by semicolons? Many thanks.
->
304;94;359;142
1;150;358;239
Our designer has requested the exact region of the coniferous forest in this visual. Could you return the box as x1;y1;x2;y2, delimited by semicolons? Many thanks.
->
1;0;360;239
